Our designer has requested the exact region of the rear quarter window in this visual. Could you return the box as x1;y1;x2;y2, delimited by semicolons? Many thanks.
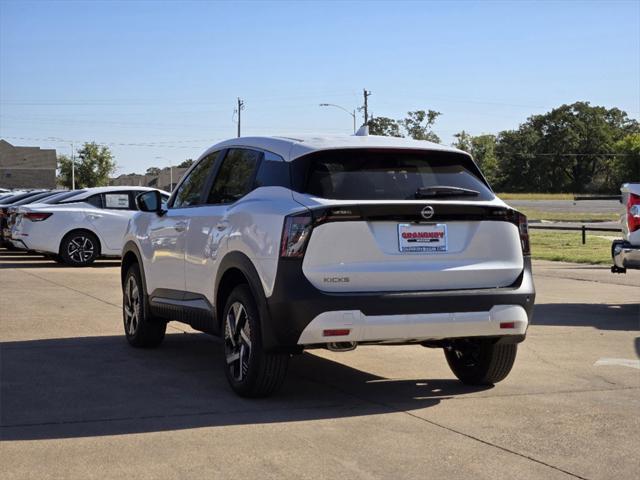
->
292;149;494;201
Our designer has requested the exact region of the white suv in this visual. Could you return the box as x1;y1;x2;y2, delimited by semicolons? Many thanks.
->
122;134;535;397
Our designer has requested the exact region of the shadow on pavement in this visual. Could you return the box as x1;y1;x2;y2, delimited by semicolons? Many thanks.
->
533;303;640;331
0;249;120;269
0;334;487;441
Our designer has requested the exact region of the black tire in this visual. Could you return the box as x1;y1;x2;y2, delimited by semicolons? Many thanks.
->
222;284;289;398
444;339;517;385
123;263;166;348
59;231;100;266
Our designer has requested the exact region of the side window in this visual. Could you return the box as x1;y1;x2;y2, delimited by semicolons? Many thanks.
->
207;149;261;204
172;154;216;208
103;192;132;210
254;151;290;188
84;194;103;208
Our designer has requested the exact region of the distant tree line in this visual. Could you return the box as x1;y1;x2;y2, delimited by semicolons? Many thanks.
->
368;102;640;193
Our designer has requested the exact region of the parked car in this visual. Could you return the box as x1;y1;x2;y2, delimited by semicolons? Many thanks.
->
611;183;640;273
8;186;169;266
121;133;535;397
2;190;85;248
0;190;50;248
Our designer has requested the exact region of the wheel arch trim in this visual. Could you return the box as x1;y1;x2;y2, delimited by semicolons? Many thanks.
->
215;251;279;350
121;241;146;291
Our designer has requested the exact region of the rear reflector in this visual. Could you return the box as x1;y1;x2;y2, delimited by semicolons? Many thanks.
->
323;329;351;337
500;322;516;329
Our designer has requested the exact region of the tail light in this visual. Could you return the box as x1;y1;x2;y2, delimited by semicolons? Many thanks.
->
24;212;52;222
627;193;640;232
280;212;313;258
507;210;530;255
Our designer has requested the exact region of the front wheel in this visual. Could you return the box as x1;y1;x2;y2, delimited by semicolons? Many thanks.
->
444;339;517;385
223;284;289;397
123;263;166;348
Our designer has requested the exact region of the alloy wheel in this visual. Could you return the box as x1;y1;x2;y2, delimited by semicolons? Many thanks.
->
224;301;252;382
449;340;482;368
124;275;140;336
67;235;95;263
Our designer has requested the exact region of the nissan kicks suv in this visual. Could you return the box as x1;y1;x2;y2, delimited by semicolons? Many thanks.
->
121;134;535;397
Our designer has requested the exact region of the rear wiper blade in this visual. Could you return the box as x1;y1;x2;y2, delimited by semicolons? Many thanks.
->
414;186;480;198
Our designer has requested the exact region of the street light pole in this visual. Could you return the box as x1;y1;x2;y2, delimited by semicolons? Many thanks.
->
70;143;75;190
319;103;357;133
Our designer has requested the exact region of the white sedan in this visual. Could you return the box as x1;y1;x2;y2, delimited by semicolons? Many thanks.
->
8;186;169;266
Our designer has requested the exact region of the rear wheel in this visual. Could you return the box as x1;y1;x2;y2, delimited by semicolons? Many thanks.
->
444;339;517;385
223;284;289;397
123;263;166;348
59;231;99;266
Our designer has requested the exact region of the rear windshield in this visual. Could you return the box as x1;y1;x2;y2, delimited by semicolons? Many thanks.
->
292;149;494;201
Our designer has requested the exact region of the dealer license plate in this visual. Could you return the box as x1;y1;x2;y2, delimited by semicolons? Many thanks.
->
398;223;448;253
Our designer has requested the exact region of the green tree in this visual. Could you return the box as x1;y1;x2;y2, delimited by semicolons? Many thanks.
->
401;110;441;143
367;116;403;137
57;142;117;189
146;167;161;176
495;102;639;192
471;134;499;185
453;132;499;185
178;158;194;168
611;133;640;186
452;130;472;152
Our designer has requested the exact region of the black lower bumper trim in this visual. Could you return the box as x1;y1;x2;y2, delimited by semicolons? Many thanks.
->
263;256;536;350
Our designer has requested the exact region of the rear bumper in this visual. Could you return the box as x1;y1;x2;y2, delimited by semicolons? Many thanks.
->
264;256;535;350
612;240;640;269
298;305;528;345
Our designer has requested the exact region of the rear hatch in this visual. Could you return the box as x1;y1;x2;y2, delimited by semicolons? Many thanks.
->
288;148;526;293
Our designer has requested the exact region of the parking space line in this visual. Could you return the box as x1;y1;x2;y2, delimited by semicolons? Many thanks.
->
594;358;640;369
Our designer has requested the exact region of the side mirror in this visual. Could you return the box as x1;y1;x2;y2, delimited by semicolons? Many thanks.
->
136;190;166;215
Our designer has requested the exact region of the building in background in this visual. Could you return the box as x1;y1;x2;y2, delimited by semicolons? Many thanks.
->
0;140;57;189
110;167;187;192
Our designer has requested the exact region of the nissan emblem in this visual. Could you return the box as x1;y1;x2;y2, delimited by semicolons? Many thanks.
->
421;206;435;220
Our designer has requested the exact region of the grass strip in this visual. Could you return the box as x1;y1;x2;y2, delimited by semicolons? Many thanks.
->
530;230;613;264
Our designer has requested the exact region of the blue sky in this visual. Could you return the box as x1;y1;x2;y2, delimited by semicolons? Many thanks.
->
1;0;638;174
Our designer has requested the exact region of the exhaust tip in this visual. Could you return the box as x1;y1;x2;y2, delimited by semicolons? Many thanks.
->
326;342;357;352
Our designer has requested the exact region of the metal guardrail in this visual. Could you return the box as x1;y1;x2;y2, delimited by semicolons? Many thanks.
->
529;224;621;244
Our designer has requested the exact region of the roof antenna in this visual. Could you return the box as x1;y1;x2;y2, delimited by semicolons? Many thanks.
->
354;125;369;136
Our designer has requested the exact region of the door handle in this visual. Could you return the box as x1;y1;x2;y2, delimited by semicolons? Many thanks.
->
174;221;187;232
215;221;229;231
88;214;103;219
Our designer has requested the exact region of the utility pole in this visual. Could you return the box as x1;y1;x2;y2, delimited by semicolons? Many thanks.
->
236;97;245;137
70;142;75;190
363;89;372;124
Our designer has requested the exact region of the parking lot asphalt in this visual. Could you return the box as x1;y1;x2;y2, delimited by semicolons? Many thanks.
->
1;249;638;480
